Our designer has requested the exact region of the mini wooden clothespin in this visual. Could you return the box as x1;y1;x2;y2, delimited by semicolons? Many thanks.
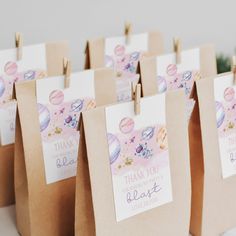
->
131;82;141;115
15;32;23;60
173;37;181;64
124;22;132;45
232;56;236;83
63;57;71;88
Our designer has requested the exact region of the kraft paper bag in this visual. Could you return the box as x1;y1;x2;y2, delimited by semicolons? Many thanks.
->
0;41;68;207
85;31;164;102
190;72;236;236
15;68;116;236
75;90;191;236
139;45;217;236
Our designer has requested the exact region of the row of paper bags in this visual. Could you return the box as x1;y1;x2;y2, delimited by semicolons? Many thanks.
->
0;30;235;236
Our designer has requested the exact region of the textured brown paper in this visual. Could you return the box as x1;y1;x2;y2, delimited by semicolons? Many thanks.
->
85;31;164;69
14;68;116;236
75;90;191;236
190;73;236;236
0;41;68;207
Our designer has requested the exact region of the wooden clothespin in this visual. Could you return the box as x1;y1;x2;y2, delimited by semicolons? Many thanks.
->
63;57;71;88
15;32;23;60
232;56;236;83
173;37;181;64
131;82;141;115
124;22;132;45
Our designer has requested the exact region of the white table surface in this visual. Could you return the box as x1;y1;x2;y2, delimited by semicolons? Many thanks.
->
1;205;236;236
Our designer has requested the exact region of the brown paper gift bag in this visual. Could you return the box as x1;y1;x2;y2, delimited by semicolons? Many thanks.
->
15;68;116;236
139;44;217;236
190;72;236;236
75;89;191;236
0;41;68;207
86;31;164;102
85;31;164;69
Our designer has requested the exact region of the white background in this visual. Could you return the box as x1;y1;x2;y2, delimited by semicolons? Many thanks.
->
0;0;235;70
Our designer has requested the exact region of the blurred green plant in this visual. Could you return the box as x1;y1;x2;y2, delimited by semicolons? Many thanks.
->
217;54;231;74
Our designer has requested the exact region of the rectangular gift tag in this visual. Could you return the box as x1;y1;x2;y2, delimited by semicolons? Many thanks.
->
155;48;200;97
140;47;201;98
105;33;148;55
214;74;236;179
36;70;96;184
0;44;47;103
155;49;201;119
105;33;147;102
105;94;172;221
0;44;47;145
141;48;203;123
0;100;17;145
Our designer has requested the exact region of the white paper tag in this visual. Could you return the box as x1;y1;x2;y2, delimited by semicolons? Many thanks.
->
0;44;47;74
214;74;236;179
0;100;17;145
36;70;96;184
105;33;148;102
105;94;172;221
105;33;148;55
0;43;47;146
155;48;200;98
